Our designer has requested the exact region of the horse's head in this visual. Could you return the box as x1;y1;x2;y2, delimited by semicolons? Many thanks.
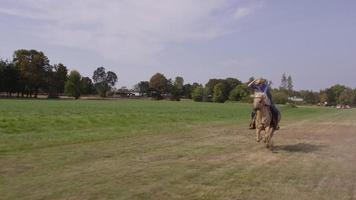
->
253;92;271;110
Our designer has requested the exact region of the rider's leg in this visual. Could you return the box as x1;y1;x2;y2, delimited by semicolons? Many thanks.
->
270;105;279;130
249;110;256;129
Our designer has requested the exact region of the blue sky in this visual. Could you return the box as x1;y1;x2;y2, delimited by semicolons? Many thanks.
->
0;0;355;90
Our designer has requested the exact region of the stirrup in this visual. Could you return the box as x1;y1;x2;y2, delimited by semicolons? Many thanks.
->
249;122;256;129
275;125;280;130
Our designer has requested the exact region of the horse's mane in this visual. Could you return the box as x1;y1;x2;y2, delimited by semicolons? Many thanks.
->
254;92;271;106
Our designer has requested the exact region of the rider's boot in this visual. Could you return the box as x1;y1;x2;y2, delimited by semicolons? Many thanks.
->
273;117;280;130
249;113;256;129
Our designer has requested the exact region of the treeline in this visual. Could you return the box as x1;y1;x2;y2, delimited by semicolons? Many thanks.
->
1;49;355;106
134;73;252;102
270;73;356;106
0;49;117;99
137;72;356;106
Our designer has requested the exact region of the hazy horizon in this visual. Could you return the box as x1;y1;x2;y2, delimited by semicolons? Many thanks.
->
1;0;355;91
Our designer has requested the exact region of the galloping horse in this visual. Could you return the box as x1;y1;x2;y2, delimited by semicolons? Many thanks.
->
252;92;279;148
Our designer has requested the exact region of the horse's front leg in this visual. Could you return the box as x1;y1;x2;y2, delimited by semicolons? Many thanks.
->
263;130;267;143
265;126;274;148
256;128;262;142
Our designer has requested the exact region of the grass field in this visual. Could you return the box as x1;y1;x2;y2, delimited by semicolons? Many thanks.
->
0;99;355;199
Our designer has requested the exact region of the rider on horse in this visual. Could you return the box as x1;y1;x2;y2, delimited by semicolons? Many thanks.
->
248;78;280;130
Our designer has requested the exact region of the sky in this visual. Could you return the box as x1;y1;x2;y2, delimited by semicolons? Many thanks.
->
0;0;356;91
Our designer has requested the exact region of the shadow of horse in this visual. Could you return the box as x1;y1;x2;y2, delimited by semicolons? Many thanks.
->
272;143;325;153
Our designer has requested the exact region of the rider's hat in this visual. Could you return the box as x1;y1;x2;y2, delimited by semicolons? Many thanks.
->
255;78;266;85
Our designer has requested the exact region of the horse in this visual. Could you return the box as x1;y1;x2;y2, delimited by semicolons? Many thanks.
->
252;92;279;148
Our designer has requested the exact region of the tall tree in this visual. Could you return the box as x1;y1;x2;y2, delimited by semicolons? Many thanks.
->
54;63;68;94
182;83;192;99
65;70;82;99
213;82;228;103
171;76;184;101
0;59;5;93
280;73;288;90
92;67;118;97
137;81;150;96
287;75;293;92
149;73;168;99
81;77;95;95
47;63;68;98
174;76;184;90
13;49;50;97
0;60;20;97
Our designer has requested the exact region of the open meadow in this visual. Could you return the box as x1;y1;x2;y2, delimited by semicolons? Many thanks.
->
1;99;356;200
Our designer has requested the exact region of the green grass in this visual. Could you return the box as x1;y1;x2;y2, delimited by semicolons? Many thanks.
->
0;99;335;152
1;99;354;200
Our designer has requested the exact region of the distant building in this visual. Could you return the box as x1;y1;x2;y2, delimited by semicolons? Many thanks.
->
288;96;304;102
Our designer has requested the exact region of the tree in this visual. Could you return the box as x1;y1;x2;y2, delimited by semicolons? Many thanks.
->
206;79;232;101
0;59;6;93
272;90;289;104
174;76;184;90
229;84;249;102
225;78;242;92
65;70;82;99
54;63;68;94
192;86;204;102
182;84;192;99
0;60;20;97
248;76;255;84
137;81;150;96
13;49;50;97
299;90;319;104
213;83;228;103
280;73;287;90
205;79;222;96
47;63;68;98
81;77;95;95
0;60;8;94
166;78;174;95
287;75;293;92
92;67;118;97
324;84;347;105
149;73;168;99
319;92;328;105
171;76;184;101
338;88;354;105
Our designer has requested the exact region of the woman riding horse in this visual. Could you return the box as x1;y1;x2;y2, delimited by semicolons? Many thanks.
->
248;78;280;130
